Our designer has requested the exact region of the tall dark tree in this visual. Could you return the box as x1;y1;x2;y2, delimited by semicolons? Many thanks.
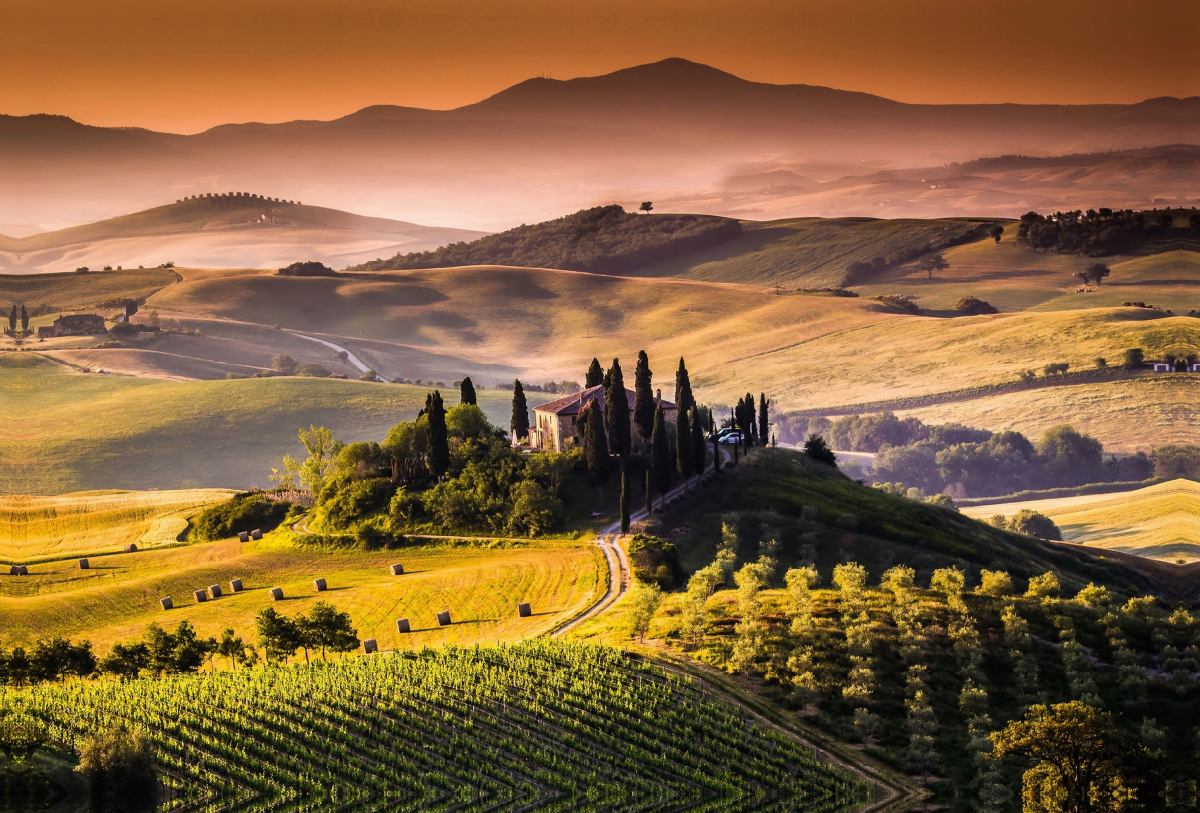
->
510;380;530;443
645;469;653;513
620;465;630;534
712;428;720;476
583;400;610;483
19;305;28;332
459;377;477;406
604;358;631;457
585;358;604;388
633;350;655;448
758;394;770;448
427;391;450;478
651;403;672;507
743;392;757;447
7;305;14;332
691;406;706;476
674;357;694;415
675;406;692;490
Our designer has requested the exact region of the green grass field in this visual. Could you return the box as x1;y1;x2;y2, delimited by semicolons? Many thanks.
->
0;489;232;563
2;530;603;651
0;353;549;494
962;479;1200;564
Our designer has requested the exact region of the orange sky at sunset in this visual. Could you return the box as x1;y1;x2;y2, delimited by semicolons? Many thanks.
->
2;0;1197;133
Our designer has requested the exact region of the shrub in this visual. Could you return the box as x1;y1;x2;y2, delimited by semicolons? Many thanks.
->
1008;509;1062;541
294;363;332;377
506;480;564;537
627;534;685;588
803;435;837;466
278;261;338;277
320;478;394;531
76;724;156;808
193;494;290;542
953;297;998;315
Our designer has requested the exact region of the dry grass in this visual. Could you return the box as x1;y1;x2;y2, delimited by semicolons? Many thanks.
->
0;489;232;563
962;479;1200;564
0;532;604;651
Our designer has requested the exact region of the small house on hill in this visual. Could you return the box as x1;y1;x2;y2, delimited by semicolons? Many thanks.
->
48;313;106;337
530;385;675;452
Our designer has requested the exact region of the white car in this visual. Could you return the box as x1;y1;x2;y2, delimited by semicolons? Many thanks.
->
718;432;744;445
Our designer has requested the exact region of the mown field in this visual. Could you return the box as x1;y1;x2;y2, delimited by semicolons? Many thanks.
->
0;354;548;494
1;530;603;651
962;479;1200;564
0;489;232;563
0;267;178;309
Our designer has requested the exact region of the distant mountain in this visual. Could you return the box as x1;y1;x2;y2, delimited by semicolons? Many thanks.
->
2;58;1198;231
0;196;485;274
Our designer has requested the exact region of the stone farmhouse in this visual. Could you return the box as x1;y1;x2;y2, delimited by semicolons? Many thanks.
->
38;313;107;338
530;384;676;452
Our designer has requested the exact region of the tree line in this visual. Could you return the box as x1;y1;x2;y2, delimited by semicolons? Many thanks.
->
1017;207;1196;256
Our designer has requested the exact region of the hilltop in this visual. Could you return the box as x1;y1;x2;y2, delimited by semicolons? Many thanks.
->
0;195;484;273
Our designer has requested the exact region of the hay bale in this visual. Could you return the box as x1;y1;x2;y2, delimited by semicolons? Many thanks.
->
193;590;207;603
518;602;532;618
396;618;410;633
7;566;16;576
160;597;174;610
208;584;222;599
78;558;90;570
237;531;250;543
124;544;138;553
313;578;327;592
389;563;404;576
363;638;378;654
229;578;244;593
436;610;451;627
251;529;263;540
268;587;284;601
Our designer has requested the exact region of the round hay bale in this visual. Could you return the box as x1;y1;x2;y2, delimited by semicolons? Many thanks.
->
229;578;244;593
251;529;263;540
193;590;207;603
160;597;174;610
363;639;378;654
124;544;138;553
208;584;222;599
396;618;410;633
237;531;250;543
518;602;532;618
16;565;28;576
436;610;451;627
268;587;284;601
78;558;90;570
313;578;327;592
389;563;404;576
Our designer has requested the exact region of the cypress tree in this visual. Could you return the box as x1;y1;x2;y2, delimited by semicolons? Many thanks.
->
633;350;654;448
691;406;706;476
584;400;610;483
604;358;631;457
7;305;14;332
713;429;721;475
744;392;757;447
620;466;630;534
645;469;653;513
459;377;477;406
675;405;692;490
427;391;449;478
674;357;694;414
19;305;28;332
651;403;672;507
585;358;604;388
510;380;530;442
758;393;770;448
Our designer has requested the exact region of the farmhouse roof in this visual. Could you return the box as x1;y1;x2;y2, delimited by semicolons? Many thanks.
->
533;384;676;417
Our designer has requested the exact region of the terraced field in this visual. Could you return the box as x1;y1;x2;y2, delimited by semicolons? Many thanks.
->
0;489;232;563
962;479;1200;564
26;641;867;812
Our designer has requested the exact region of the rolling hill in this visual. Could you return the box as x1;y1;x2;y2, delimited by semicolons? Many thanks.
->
4;58;1198;234
0;196;485;274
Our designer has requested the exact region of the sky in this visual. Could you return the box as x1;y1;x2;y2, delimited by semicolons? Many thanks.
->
2;0;1197;133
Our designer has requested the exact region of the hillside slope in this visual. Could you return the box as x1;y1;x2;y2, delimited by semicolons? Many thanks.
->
0;196;484;274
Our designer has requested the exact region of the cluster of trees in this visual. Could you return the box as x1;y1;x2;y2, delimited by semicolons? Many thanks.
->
355;205;743;275
277;261;339;277
265;354;335;378
193;492;292;542
840;218;999;285
0;637;96;685
5;305;29;334
987;509;1062;541
784;412;1151;498
491;379;581;394
1017;208;1183;255
730;392;772;448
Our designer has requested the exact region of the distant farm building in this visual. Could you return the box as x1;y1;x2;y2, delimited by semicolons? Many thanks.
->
46;313;106;337
530;385;676;452
1153;363;1172;372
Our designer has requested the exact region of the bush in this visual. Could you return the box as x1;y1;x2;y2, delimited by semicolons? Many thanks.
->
193;494;290;541
1008;509;1062;541
954;296;998;315
627;534;685;587
294;363;332;377
76;724;156;808
506;480;564;537
278;261;338;277
320;478;394;531
803;435;837;466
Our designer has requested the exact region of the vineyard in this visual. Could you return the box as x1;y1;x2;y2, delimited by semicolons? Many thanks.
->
21;640;867;812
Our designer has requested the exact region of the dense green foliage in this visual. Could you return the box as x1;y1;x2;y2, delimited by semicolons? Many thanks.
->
24;641;867;812
1017;208;1185;256
353;205;742;274
193;493;291;542
278;261;338;277
628;534;686;588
